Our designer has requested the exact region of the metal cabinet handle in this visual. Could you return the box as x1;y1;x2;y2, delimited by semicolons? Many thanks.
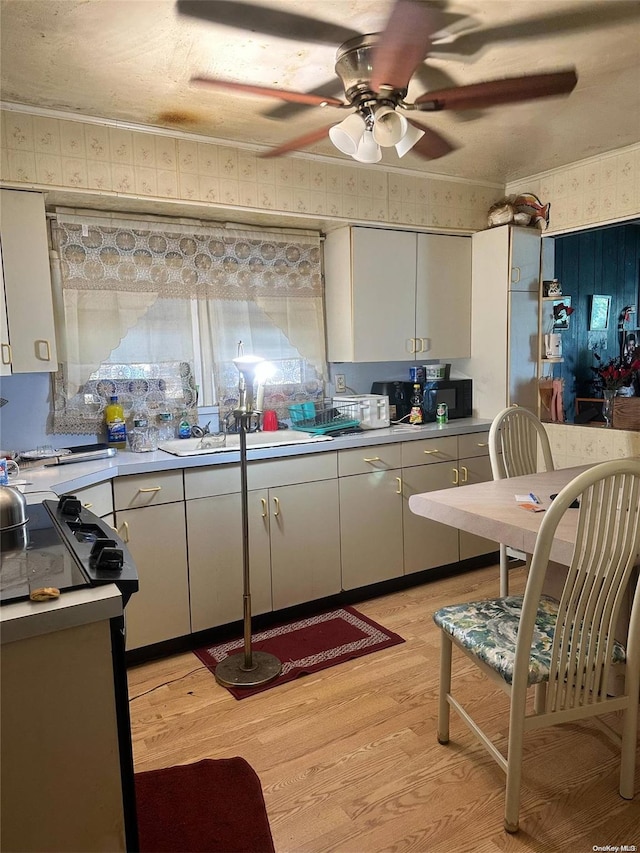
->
138;486;162;493
396;477;402;495
511;266;521;284
407;338;417;354
35;339;52;361
423;449;439;455
119;520;130;543
1;343;11;365
476;442;488;448
461;466;468;483
82;502;93;509
363;456;381;463
261;498;267;518
452;467;459;485
272;496;280;517
419;338;430;353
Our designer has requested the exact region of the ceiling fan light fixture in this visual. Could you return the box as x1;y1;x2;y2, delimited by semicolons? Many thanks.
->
328;112;366;155
371;104;408;147
352;130;382;163
395;122;425;158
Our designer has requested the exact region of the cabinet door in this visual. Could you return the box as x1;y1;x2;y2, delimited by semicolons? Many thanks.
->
325;227;418;362
269;479;341;610
351;227;418;361
416;233;472;359
339;469;404;590
402;462;458;574
0;190;58;372
458;455;498;560
187;491;272;633
509;227;542;292
117;503;190;650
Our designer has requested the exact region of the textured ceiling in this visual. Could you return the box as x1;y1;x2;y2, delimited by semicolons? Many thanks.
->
1;0;639;184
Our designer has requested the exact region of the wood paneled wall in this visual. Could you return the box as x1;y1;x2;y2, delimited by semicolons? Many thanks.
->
554;222;640;420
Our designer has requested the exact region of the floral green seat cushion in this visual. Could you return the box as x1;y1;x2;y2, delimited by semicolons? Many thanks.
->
433;595;627;686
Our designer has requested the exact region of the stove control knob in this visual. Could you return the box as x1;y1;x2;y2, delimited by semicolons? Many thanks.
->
90;539;124;571
58;494;82;517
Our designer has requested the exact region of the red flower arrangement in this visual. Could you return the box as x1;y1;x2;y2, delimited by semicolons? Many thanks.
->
591;353;640;391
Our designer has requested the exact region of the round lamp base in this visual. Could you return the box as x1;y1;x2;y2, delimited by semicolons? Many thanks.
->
215;650;282;689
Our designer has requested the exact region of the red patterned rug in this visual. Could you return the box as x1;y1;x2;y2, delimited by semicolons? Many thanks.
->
135;757;275;852
194;605;405;699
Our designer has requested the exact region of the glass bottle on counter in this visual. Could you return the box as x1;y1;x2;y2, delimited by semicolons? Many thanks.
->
409;384;423;425
129;417;159;452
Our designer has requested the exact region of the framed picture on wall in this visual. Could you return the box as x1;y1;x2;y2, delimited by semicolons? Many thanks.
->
552;297;572;329
589;294;611;330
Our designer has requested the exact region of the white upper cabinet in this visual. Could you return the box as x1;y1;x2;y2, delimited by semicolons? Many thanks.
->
324;226;471;363
0;189;58;373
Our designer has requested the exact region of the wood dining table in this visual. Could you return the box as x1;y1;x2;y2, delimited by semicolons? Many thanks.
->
408;464;593;568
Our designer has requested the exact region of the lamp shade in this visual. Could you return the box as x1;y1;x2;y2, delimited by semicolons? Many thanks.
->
352;130;382;163
329;112;366;155
372;105;408;148
233;354;265;413
395;122;425;158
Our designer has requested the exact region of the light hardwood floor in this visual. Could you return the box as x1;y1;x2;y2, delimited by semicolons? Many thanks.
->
127;564;640;853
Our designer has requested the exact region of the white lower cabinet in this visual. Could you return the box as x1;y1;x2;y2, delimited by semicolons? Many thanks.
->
114;472;190;650
338;444;404;590
187;489;272;633
186;453;340;632
339;431;497;589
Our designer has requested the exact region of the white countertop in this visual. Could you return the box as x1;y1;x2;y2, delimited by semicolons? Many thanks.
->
19;418;492;501
1;584;123;644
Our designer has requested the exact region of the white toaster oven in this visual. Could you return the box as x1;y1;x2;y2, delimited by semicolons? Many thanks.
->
332;394;390;429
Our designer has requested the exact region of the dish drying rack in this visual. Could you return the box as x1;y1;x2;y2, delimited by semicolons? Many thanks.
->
288;402;360;434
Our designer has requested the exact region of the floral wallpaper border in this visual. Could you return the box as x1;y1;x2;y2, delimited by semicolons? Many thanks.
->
0;107;499;232
1;106;638;237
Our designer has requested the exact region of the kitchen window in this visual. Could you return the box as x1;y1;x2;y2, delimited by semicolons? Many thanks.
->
49;212;327;434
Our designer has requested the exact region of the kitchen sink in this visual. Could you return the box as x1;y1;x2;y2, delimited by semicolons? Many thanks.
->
158;431;333;456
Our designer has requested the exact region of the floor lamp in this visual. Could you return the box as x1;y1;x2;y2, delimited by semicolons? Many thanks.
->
215;351;282;688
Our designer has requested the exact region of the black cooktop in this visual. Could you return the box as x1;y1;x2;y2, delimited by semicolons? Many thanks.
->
0;497;138;606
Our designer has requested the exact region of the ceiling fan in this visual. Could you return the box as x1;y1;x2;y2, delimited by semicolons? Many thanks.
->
177;0;578;163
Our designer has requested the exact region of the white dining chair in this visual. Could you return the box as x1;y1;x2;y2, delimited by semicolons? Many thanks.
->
433;458;640;833
489;405;555;595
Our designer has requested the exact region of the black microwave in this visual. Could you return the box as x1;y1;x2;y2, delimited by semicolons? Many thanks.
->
422;379;473;422
371;379;472;423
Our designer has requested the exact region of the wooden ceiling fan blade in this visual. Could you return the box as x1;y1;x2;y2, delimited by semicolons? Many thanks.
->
371;0;446;92
191;76;345;107
414;70;577;112
429;1;640;60
259;125;334;159
177;1;360;45
264;80;345;120
406;120;456;160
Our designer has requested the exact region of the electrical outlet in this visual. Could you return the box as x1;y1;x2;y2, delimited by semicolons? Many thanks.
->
335;374;346;393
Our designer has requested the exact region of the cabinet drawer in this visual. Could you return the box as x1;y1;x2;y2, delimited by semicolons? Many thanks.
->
185;464;239;500
113;470;184;509
457;431;490;460
338;443;402;476
401;436;457;468
72;481;113;517
248;452;338;490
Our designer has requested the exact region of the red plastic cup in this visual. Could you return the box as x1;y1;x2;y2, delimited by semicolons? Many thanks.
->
262;410;278;431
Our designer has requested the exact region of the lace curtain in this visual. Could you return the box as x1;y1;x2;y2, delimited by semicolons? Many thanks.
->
50;212;326;433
